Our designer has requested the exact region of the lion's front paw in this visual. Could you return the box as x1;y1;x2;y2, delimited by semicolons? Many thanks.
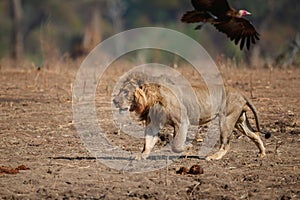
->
258;152;266;159
135;153;149;160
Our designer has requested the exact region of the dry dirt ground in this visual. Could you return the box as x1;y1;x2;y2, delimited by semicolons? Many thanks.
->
0;65;299;199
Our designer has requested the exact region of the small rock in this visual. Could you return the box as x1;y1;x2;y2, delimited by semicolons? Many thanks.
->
176;167;189;175
189;165;204;175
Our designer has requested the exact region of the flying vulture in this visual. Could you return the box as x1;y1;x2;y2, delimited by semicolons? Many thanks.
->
181;0;260;50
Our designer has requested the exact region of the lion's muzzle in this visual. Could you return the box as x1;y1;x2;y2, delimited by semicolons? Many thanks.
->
113;96;129;113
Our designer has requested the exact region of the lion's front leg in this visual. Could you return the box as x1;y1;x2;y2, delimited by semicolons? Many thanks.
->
171;111;190;154
135;126;159;160
171;124;189;153
136;104;166;160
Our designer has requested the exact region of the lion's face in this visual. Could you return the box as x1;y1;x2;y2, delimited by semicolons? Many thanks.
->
113;80;137;114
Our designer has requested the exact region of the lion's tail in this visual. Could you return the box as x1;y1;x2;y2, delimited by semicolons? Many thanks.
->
245;96;271;139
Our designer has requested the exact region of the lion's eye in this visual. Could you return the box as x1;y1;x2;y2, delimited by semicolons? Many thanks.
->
123;90;129;95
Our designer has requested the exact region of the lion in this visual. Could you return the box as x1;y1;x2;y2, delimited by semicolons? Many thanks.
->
112;73;270;160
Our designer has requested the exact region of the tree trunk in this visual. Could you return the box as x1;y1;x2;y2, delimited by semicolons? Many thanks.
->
83;8;103;52
11;0;24;62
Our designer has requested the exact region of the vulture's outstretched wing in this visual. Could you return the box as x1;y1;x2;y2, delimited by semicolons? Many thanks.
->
181;11;211;23
214;18;260;50
191;0;230;15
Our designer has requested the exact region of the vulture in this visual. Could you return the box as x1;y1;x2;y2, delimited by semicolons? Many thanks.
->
181;0;260;50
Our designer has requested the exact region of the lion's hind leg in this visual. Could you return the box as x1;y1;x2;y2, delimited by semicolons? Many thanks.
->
236;112;266;158
206;107;241;161
205;115;232;161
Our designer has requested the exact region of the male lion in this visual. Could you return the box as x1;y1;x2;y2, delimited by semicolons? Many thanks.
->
113;73;270;160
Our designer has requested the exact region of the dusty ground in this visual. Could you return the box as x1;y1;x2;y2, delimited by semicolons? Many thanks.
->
0;64;299;200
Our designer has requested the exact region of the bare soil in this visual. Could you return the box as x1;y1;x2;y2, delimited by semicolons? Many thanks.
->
0;66;299;199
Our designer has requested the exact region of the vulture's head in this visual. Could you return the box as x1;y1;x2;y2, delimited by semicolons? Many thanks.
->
238;10;251;17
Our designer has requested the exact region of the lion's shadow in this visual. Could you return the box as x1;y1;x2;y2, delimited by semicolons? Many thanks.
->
49;155;205;161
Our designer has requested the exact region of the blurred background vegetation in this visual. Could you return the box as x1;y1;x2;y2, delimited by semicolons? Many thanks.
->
0;0;299;67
